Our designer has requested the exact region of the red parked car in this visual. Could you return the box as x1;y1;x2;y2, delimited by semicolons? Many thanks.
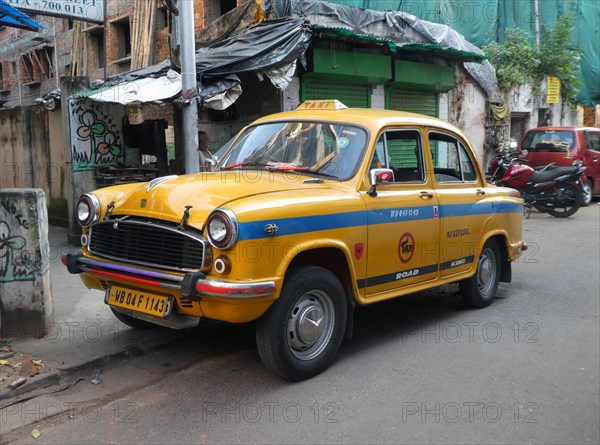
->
518;127;600;206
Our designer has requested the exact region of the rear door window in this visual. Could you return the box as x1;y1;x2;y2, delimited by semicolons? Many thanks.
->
429;132;478;183
583;131;600;152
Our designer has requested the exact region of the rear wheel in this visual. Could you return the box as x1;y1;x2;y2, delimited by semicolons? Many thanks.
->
544;183;583;217
460;239;501;308
256;266;347;381
582;179;592;207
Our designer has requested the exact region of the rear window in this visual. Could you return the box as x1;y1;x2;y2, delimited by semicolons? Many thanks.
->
521;130;576;153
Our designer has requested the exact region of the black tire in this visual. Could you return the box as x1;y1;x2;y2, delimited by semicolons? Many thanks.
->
256;266;347;381
545;183;583;217
460;239;501;308
582;179;592;207
111;308;157;330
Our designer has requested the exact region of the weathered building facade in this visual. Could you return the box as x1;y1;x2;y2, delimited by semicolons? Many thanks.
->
1;0;586;233
0;0;251;228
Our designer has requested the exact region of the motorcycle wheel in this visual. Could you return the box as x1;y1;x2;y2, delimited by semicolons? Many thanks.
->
536;183;583;218
582;179;592;207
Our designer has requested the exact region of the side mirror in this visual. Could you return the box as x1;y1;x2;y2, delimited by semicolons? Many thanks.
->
201;155;218;172
368;168;394;197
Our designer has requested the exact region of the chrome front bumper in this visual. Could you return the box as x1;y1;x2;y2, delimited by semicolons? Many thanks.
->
62;253;277;300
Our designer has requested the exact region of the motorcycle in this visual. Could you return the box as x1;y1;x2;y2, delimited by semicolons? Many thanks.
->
487;151;586;218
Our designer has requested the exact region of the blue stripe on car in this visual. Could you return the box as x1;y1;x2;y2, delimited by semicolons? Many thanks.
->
238;202;522;241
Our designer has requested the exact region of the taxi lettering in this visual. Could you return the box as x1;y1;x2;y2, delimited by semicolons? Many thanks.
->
450;258;467;267
400;238;414;255
396;269;420;280
391;209;420;218
447;228;471;238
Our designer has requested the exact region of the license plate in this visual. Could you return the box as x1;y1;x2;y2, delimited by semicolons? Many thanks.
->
106;286;172;318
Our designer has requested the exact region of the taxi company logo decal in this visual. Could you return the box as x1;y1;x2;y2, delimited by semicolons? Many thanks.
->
398;232;415;263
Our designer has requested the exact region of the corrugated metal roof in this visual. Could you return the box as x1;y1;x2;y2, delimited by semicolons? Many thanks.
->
310;25;485;63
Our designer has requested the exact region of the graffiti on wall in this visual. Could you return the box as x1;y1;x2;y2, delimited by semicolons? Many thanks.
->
70;99;125;172
0;199;34;282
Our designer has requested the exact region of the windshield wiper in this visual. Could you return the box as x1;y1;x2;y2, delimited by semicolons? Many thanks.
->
308;170;339;179
222;161;271;170
281;166;338;179
222;162;338;179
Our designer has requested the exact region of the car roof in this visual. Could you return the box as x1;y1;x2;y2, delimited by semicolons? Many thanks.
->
526;126;599;132
253;107;469;139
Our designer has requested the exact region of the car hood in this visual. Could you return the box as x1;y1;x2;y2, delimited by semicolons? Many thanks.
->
101;171;330;228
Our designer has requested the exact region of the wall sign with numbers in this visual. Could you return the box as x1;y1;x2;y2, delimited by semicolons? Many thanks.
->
5;0;105;24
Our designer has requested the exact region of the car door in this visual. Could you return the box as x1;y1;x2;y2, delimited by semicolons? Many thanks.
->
363;129;440;299
583;130;600;194
427;130;490;278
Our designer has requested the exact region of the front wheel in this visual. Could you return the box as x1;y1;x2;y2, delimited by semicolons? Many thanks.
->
256;266;347;381
460;239;501;308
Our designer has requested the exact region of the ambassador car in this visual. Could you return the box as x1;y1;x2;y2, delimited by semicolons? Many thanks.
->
64;100;526;381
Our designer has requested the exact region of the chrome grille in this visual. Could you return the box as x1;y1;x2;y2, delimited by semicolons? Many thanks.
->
88;219;210;272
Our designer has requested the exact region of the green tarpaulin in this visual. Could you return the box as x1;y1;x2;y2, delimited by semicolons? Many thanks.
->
324;0;599;105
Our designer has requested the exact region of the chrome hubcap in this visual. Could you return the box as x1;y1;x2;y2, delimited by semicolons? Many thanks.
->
287;290;334;361
477;248;497;296
583;182;592;203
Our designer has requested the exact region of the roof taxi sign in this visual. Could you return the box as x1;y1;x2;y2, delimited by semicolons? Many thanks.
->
296;100;348;111
5;0;105;24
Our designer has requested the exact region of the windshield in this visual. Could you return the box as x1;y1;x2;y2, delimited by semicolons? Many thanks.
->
521;130;575;153
217;121;368;180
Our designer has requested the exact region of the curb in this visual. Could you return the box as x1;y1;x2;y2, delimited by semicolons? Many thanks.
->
0;330;190;405
0;371;60;401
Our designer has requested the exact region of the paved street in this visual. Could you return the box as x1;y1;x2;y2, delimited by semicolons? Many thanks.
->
2;204;599;444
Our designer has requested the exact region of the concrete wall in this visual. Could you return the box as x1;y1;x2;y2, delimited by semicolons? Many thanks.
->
0;189;53;339
0;107;69;226
509;79;578;129
448;70;487;163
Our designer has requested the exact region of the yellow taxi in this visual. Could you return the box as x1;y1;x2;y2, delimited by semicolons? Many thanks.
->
64;100;526;381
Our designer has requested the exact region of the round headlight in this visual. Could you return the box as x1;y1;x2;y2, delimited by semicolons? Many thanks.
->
76;194;100;227
206;209;238;250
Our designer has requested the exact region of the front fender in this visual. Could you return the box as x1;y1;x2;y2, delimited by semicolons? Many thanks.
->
275;238;364;303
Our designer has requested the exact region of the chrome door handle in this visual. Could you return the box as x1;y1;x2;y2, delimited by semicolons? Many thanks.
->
476;189;487;196
419;191;434;199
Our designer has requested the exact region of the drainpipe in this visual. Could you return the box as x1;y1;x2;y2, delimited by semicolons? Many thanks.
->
16;55;23;106
52;18;59;89
533;0;540;47
179;0;200;174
